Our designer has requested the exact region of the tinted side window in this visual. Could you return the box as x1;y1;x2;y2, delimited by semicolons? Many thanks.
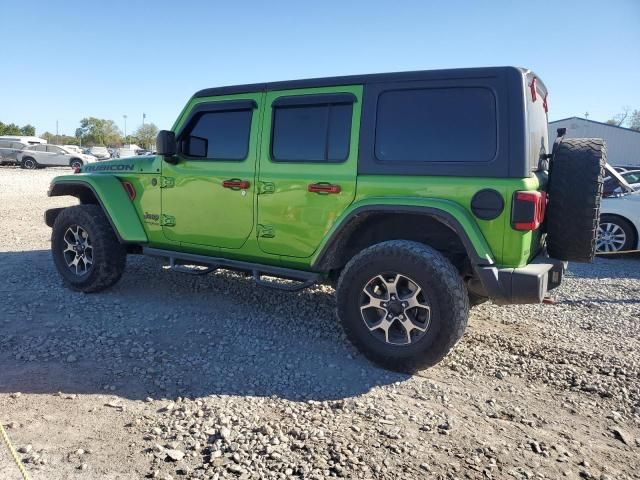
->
34;145;47;152
374;87;497;163
0;141;10;148
47;146;63;153
182;109;252;160
271;103;352;162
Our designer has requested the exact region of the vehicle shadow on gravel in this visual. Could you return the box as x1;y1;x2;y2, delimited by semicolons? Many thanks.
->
0;250;408;402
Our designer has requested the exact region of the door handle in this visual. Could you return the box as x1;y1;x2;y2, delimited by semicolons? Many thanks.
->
222;179;250;189
308;183;341;194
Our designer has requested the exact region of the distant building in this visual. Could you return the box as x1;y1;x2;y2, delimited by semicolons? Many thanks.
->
548;117;640;167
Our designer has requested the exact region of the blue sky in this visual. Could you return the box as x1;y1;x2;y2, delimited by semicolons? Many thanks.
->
1;0;639;136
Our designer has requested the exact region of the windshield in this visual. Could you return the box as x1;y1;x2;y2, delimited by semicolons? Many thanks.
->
92;147;108;153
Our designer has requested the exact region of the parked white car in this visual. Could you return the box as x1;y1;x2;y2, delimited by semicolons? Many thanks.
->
63;145;84;154
115;147;138;158
598;191;640;253
88;146;111;160
17;144;97;170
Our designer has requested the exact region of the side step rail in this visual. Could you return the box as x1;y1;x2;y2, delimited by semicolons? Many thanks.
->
143;247;320;292
167;257;216;276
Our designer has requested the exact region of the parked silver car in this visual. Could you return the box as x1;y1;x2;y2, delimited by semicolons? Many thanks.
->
0;140;28;165
17;144;97;170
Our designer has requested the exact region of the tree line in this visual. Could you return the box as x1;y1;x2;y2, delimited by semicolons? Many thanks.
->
0;121;36;136
1;118;159;149
606;108;640;130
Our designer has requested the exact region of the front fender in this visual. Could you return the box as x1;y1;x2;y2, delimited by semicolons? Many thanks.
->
47;174;147;244
311;196;495;269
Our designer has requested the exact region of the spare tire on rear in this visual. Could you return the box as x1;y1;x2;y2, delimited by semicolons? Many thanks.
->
546;138;605;263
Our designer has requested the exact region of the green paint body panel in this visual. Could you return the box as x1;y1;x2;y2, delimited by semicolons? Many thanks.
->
49;173;149;244
256;85;363;258
350;174;544;268
47;81;549;285
162;92;263;250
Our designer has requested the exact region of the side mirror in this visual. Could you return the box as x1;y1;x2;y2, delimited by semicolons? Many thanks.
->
156;130;177;163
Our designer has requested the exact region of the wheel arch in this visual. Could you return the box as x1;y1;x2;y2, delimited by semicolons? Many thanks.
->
46;177;147;244
311;202;495;274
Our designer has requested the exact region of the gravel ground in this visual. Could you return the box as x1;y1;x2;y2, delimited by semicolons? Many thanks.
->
0;166;639;480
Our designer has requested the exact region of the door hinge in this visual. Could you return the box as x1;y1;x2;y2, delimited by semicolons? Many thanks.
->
257;181;275;195
160;176;175;188
257;224;275;238
160;214;176;227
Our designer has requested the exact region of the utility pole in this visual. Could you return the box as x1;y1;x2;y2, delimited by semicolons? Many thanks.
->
56;120;59;144
123;115;128;146
584;112;590;119
142;113;146;126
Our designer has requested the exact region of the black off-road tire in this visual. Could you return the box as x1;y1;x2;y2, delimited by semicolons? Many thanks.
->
336;240;469;373
22;157;38;169
52;205;126;292
546;138;605;263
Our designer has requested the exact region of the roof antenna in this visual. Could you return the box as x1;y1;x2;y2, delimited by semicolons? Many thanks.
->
584;111;589;119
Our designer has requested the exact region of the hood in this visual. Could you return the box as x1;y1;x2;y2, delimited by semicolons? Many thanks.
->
81;156;160;174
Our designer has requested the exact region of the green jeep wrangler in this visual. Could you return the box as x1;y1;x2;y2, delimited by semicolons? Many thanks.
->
45;67;605;372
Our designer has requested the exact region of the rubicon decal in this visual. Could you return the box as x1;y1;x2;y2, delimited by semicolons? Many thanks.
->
84;164;135;172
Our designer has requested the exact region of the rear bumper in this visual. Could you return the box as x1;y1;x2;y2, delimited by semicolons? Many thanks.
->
476;253;567;305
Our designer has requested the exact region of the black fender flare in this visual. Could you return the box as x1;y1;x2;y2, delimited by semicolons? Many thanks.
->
311;204;492;271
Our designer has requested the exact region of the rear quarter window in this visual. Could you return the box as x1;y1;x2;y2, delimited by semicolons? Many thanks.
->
526;102;549;171
374;87;497;163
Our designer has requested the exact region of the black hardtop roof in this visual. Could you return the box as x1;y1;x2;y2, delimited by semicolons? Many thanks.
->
194;66;529;98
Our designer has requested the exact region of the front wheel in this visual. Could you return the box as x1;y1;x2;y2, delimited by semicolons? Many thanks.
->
336;240;469;372
51;205;127;292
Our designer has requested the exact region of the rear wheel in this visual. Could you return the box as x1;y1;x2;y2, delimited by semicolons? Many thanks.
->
597;214;636;253
22;157;37;169
51;205;126;292
70;158;83;170
546;138;605;263
336;240;468;372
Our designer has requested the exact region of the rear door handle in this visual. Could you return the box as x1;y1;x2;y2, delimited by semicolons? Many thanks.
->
222;179;250;189
308;183;341;194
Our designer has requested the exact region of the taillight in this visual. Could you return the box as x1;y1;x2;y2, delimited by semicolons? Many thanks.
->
511;191;546;231
530;77;538;102
121;181;136;201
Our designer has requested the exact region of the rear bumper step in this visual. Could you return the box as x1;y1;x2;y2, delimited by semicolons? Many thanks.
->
476;252;567;305
143;247;320;292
